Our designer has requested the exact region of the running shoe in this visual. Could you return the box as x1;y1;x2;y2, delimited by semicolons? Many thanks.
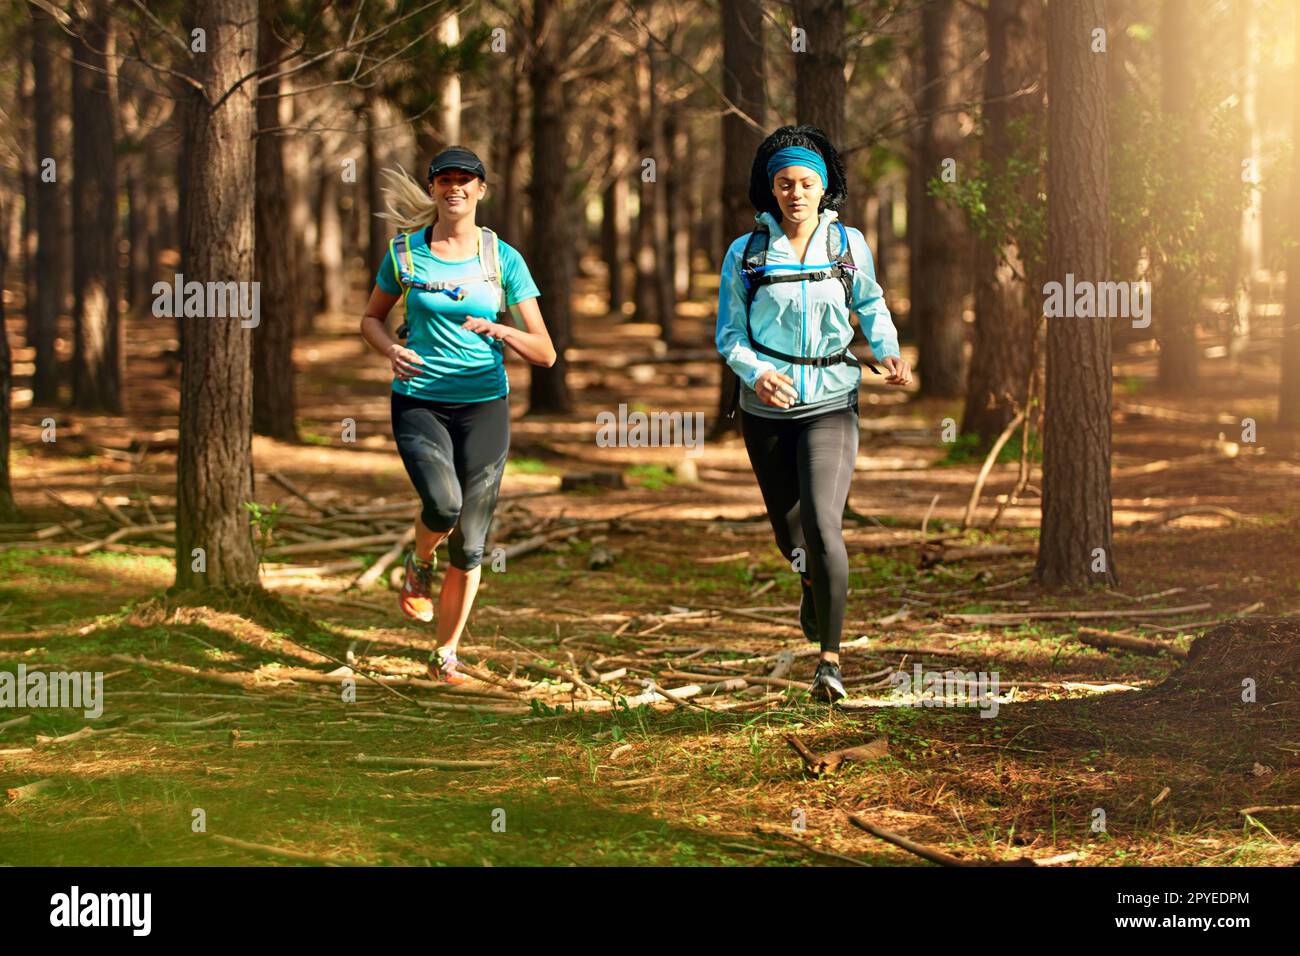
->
428;646;471;685
809;660;846;703
799;577;818;642
399;551;437;622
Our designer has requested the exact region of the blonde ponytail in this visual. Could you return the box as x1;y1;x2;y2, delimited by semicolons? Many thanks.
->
377;164;439;232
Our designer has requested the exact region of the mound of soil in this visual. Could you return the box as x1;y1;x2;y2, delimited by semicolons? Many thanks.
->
1156;618;1300;705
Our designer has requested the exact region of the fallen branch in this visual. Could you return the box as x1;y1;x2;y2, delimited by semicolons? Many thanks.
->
786;735;888;776
209;833;354;866
266;471;339;516
349;527;415;590
847;815;1037;867
944;602;1213;625
352;754;504;769
73;521;175;556
1076;627;1188;659
6;778;56;802
961;410;1026;530
921;543;1035;568
1239;805;1300;816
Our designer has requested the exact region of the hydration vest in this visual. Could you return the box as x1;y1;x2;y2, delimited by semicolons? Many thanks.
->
390;225;515;340
726;217;880;418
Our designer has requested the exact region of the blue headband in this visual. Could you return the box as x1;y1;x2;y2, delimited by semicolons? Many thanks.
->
766;146;828;189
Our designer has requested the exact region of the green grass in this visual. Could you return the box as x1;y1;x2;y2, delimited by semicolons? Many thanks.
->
937;429;1041;468
625;464;676;491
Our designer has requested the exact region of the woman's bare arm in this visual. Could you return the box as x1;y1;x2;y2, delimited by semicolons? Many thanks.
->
359;286;423;380
461;296;557;368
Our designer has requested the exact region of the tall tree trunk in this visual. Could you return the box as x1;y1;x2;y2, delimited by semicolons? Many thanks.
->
1230;0;1262;361
0;193;17;520
318;172;345;315
20;41;38;351
1107;0;1148;350
498;56;526;243
29;6;60;405
715;0;766;432
364;88;387;273
253;10;299;442
285;81;317;334
1279;0;1300;426
526;0;572;413
651;47;676;342
633;39;664;332
914;0;970;398
438;12;461;145
602;117;630;314
876;182;893;288
1036;0;1116;588
664;108;691;303
174;0;260;593
1154;0;1199;391
70;1;122;413
961;0;1045;448
792;0;846;145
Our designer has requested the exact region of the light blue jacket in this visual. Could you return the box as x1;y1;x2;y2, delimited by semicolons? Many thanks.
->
715;209;900;418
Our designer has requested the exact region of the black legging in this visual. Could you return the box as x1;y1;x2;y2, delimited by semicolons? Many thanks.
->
391;392;510;571
741;403;859;652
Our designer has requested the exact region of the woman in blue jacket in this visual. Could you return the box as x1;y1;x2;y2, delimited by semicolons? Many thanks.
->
716;126;912;702
360;146;557;683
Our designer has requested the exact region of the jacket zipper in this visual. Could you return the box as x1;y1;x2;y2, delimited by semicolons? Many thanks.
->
800;280;806;403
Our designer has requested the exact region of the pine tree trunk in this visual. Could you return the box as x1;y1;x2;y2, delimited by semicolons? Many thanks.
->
525;0;572;413
914;0;970;398
125;158;149;314
792;0;846;146
1036;0;1116;588
70;1;122;413
318;173;345;316
1155;0;1199;391
0;193;17;519
876;182;893;288
651;48;676;343
633;40;661;331
665;108;691;302
364;88;387;273
1280;0;1300;426
602;118;630;314
1230;0;1262;360
19;43;37;351
28;6;60;405
714;0;766;433
500;57;525;244
253;11;299;442
285;83;317;334
174;0;260;592
961;0;1045;448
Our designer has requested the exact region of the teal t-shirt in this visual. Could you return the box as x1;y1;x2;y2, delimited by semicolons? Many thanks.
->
376;228;541;403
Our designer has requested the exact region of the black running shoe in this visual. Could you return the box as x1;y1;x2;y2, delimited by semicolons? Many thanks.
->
799;577;818;642
809;660;846;703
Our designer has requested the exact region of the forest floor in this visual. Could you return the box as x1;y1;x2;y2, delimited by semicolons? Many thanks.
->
2;266;1299;866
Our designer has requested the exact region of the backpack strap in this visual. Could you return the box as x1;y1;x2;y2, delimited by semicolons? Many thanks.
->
727;218;880;417
479;226;522;329
391;232;413;340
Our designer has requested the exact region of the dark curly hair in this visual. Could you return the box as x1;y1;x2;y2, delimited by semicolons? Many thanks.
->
748;125;848;219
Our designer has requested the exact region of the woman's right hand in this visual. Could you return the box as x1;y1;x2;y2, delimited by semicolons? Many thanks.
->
388;343;425;381
755;369;798;409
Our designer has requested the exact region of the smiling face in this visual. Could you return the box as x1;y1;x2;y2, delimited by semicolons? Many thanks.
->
770;164;825;225
427;169;487;219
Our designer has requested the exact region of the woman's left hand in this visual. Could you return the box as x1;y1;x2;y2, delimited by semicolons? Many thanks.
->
462;316;513;342
882;355;913;387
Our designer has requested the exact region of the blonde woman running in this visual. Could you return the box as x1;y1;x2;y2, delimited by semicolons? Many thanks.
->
360;146;556;683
